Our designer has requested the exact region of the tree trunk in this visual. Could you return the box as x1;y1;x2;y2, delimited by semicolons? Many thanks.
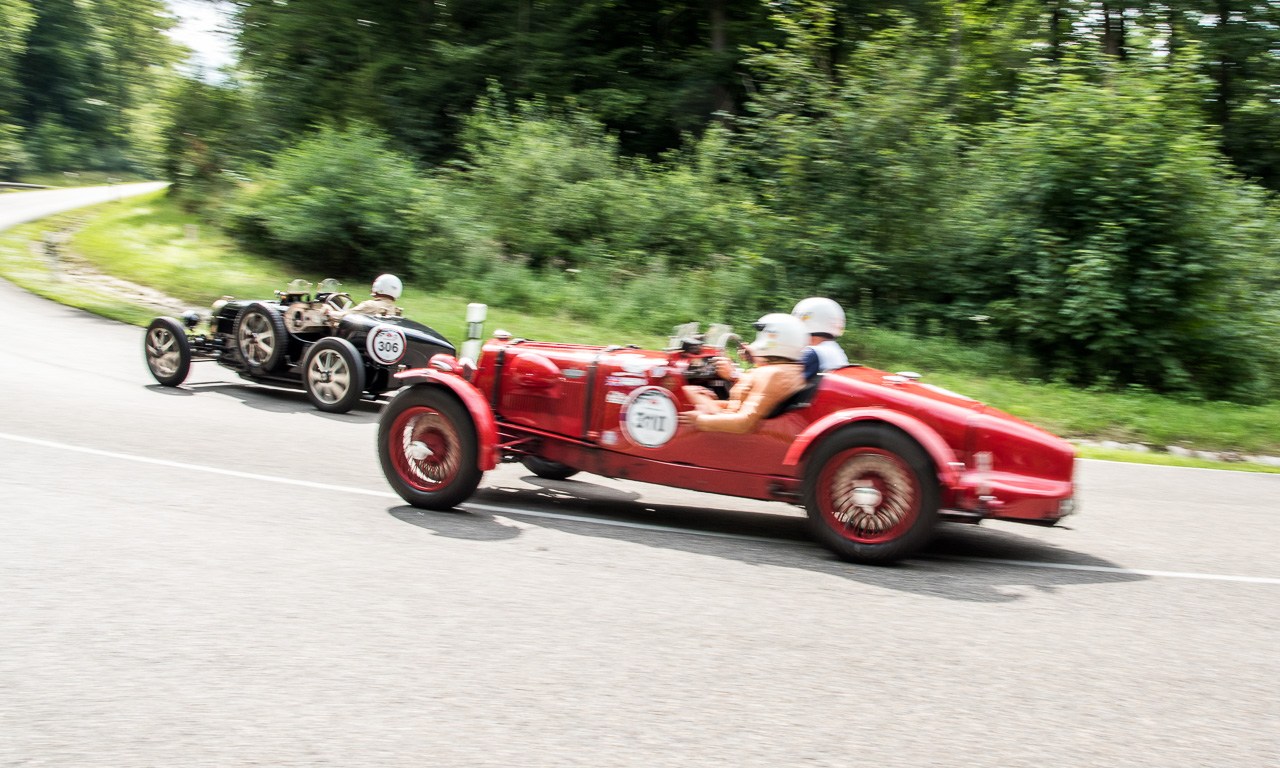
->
1050;1;1061;62
1102;3;1125;59
708;0;733;115
1117;6;1126;60
1216;0;1231;125
517;0;530;90
709;0;726;53
951;0;962;70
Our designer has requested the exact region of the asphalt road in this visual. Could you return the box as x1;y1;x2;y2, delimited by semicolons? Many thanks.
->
0;182;169;231
1;278;1278;765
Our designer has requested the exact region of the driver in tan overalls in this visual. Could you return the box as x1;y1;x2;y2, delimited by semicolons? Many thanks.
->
328;274;402;320
678;314;808;434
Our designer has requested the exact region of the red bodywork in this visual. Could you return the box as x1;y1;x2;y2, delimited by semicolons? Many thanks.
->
404;338;1075;524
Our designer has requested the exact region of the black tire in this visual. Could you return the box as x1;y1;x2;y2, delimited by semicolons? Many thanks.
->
233;302;287;373
378;385;483;509
803;422;939;565
302;337;367;413
520;455;580;480
143;317;192;387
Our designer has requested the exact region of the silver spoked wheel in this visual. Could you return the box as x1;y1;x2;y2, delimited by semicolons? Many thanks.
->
146;326;181;377
307;349;351;404
237;311;275;366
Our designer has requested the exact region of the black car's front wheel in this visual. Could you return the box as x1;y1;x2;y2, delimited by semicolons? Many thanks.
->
302;337;366;413
379;386;483;509
803;422;939;565
143;317;191;387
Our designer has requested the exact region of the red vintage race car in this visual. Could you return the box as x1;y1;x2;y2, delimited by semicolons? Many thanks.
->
376;324;1076;564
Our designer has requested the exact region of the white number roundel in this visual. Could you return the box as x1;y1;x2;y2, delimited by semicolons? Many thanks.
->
367;325;406;364
621;387;678;449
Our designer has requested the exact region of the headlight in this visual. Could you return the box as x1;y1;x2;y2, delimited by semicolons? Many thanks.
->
1058;497;1076;516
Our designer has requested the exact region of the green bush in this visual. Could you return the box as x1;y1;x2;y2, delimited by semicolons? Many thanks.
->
453;93;756;272
229;124;428;278
24;117;87;172
948;64;1278;399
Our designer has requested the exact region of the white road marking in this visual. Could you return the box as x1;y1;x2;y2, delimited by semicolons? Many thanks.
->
0;431;398;499
929;555;1280;584
3;431;1279;586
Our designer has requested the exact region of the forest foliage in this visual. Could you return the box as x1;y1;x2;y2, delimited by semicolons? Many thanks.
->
3;0;1280;401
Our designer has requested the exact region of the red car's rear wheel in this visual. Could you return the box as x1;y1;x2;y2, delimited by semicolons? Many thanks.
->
804;423;938;564
379;386;482;509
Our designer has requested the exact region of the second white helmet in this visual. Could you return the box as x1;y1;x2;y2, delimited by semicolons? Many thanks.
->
792;297;845;338
746;313;809;361
371;274;403;300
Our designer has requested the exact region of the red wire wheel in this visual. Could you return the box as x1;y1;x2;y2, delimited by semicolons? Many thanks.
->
390;406;462;492
378;386;483;509
803;423;939;564
816;447;921;544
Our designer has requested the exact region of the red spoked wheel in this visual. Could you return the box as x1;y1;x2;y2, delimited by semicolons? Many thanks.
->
378;385;482;509
817;448;921;544
390;406;462;491
804;423;938;564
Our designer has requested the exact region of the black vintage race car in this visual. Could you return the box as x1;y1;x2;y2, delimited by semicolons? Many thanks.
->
143;279;455;412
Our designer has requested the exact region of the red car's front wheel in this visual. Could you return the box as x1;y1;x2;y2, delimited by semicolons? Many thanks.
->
379;386;483;509
803;423;939;564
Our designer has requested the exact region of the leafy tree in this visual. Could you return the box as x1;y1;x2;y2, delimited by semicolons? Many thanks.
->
0;0;34;175
738;8;961;311
233;0;775;161
13;0;109;169
6;0;178;174
949;62;1274;398
161;75;251;203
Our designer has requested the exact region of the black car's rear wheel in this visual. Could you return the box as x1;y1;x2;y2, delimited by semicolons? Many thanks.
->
234;303;287;373
143;317;192;387
379;386;483;509
302;337;366;413
803;422;939;565
520;456;580;480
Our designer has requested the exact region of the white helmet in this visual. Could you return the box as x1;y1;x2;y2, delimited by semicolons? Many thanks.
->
371;274;402;300
746;313;808;360
792;297;845;338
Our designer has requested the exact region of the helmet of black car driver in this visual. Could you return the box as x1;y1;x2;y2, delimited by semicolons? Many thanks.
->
371;274;403;300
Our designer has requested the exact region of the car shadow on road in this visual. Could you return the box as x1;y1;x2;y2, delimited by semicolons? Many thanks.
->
150;381;382;422
388;475;1147;604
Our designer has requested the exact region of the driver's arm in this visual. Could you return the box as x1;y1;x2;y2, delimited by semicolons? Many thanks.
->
715;356;740;381
683;364;805;434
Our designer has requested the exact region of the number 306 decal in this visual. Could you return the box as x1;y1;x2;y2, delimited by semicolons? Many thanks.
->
367;325;407;365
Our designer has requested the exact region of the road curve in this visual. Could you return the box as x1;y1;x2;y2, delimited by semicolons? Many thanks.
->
1;277;1278;761
0;181;169;232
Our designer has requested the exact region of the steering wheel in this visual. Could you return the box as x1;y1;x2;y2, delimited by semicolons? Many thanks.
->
713;332;753;373
324;293;353;311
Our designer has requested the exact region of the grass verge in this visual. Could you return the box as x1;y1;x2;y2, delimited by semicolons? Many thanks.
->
1075;446;1280;474
15;171;153;188
2;191;1279;468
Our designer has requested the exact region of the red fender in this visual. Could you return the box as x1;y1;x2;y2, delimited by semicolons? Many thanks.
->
394;368;499;471
783;408;960;486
